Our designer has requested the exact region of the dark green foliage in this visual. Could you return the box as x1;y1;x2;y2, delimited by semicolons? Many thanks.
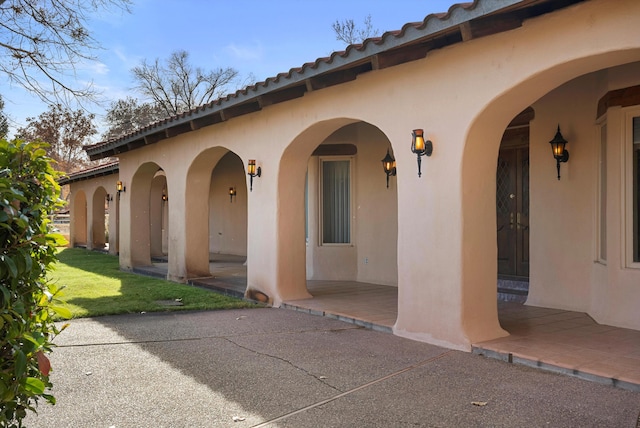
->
0;139;68;427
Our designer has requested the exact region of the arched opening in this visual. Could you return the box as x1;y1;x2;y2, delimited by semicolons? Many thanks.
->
184;148;248;294
462;52;640;351
149;172;168;260
129;162;167;269
72;190;87;247
91;186;108;250
276;119;399;329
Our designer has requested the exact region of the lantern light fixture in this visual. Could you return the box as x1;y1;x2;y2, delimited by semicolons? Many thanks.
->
549;125;569;180
162;192;168;202
116;180;125;194
381;149;397;188
247;159;261;191
410;129;433;177
229;187;237;202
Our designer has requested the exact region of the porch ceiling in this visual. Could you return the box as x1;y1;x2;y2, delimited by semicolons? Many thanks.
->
86;0;583;161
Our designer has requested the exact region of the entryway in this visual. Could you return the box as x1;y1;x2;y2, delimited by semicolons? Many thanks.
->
497;110;531;301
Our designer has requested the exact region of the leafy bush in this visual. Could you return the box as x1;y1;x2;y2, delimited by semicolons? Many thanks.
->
0;140;69;427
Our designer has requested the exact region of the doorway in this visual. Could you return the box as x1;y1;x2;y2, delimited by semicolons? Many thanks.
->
496;129;530;280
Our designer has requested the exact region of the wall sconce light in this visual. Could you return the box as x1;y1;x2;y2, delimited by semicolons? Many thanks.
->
116;180;125;194
106;194;113;203
161;192;168;202
549;125;569;180
247;159;261;191
229;187;236;202
381;149;397;188
410;129;433;177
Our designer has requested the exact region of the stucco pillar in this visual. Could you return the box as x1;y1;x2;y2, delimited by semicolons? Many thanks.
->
166;173;189;282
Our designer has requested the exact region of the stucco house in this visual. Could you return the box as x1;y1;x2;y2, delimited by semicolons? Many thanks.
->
61;0;640;359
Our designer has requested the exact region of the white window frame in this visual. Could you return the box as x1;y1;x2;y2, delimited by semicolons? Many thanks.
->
595;118;607;264
623;107;640;268
319;156;354;246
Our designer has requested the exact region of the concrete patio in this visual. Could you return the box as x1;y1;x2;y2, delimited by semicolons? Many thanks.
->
133;259;640;392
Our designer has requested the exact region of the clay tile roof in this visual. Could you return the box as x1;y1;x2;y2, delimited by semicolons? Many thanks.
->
58;160;119;185
85;0;582;160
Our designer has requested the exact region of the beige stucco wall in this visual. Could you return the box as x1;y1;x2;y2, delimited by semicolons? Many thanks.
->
107;0;640;350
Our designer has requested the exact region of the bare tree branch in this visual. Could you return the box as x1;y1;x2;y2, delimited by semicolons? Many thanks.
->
101;96;166;140
132;50;239;116
332;14;379;45
0;0;131;106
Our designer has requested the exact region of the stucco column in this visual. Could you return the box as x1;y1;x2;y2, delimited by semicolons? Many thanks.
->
166;171;189;282
388;123;506;350
107;196;118;255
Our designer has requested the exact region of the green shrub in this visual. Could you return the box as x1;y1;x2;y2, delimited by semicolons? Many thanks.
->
0;140;69;427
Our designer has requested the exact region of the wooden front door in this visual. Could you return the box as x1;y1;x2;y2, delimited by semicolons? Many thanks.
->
497;146;529;278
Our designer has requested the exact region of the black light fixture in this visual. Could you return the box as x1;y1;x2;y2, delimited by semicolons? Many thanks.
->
410;129;433;177
106;194;113;203
549;125;569;180
247;159;261;191
229;187;236;202
116;180;125;194
381;149;396;188
161;192;168;202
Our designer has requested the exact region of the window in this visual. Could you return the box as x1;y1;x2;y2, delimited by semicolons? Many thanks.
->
633;116;640;263
598;123;607;262
321;158;351;244
625;110;640;267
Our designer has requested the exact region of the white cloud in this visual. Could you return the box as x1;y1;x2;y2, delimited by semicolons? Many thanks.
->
88;61;110;75
224;42;264;61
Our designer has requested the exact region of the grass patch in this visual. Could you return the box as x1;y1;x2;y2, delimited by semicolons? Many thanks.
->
48;248;257;319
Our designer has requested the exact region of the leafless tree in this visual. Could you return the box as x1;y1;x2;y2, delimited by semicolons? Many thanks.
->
332;14;379;45
131;50;239;117
102;96;167;140
0;0;131;105
16;104;96;172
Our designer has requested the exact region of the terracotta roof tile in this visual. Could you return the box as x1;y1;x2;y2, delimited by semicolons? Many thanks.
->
89;0;576;159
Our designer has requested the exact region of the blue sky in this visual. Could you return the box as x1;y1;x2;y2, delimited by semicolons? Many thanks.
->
1;0;455;138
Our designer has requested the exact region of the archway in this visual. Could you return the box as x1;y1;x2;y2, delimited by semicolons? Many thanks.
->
461;51;640;343
276;119;399;327
129;162;166;268
91;186;108;250
72;190;87;247
149;172;168;259
185;148;248;285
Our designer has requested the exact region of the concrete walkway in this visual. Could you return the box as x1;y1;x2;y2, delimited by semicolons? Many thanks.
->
26;309;639;427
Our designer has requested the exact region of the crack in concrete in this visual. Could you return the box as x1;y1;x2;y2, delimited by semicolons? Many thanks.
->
251;349;456;427
221;336;344;394
56;325;361;348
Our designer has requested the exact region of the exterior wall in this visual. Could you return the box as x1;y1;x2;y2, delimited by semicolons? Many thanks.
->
592;62;640;330
106;0;639;349
68;174;119;255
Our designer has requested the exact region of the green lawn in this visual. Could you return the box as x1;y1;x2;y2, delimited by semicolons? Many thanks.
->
48;248;257;319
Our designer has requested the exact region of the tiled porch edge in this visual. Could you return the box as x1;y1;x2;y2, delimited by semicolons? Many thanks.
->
471;346;640;392
280;302;393;333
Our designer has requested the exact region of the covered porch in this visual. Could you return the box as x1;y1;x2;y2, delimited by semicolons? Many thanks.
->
285;283;640;392
131;257;640;391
